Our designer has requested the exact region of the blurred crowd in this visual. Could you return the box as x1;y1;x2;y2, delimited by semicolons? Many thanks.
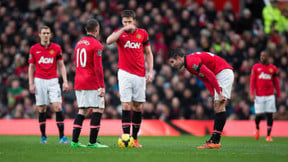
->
0;0;288;120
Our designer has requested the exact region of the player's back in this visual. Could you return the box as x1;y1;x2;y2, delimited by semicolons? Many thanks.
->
189;52;232;74
74;35;103;90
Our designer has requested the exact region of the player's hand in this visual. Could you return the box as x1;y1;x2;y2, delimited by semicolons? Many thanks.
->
29;83;35;94
98;88;105;97
219;92;227;102
123;24;136;33
249;94;255;101
146;71;153;83
62;82;69;91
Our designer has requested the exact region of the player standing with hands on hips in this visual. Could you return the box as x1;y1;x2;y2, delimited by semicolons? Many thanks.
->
28;26;69;144
250;51;280;142
168;48;234;149
71;19;108;148
107;10;154;148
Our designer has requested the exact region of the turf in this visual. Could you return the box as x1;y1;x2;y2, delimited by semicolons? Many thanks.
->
0;136;287;162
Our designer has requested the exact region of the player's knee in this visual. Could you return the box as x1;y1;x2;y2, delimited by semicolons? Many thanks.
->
37;105;47;112
214;101;226;113
133;102;143;111
122;102;131;111
78;109;89;116
93;108;104;113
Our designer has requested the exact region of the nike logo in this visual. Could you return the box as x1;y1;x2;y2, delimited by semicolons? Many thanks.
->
36;51;41;54
122;35;127;37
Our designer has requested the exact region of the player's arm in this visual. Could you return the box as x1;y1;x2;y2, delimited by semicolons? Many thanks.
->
249;66;256;100
28;49;35;94
106;25;136;44
144;45;153;83
28;63;35;94
57;60;69;91
273;68;281;98
198;64;222;97
94;49;105;97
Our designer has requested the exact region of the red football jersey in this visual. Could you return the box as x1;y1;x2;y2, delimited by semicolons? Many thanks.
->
115;28;150;77
250;63;280;97
74;35;104;90
29;43;62;79
185;52;233;96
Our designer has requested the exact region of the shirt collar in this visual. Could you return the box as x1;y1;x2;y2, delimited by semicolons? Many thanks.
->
40;42;51;48
86;34;97;40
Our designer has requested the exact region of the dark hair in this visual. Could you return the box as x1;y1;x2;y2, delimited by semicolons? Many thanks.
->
121;10;136;19
168;48;186;59
85;19;99;32
39;26;50;33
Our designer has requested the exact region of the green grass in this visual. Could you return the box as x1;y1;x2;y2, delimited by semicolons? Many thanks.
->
0;136;287;162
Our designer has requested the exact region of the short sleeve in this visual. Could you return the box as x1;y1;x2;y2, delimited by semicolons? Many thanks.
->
56;46;63;60
143;30;150;46
28;47;35;64
188;56;202;72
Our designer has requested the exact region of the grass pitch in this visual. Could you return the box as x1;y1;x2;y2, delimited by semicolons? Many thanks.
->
0;136;287;162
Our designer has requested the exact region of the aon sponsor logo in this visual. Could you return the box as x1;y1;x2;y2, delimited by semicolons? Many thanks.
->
259;72;272;79
124;41;141;49
38;56;53;64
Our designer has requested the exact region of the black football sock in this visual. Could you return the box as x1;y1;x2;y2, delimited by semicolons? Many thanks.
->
72;114;85;143
255;114;264;130
210;112;226;144
39;112;47;138
122;110;131;134
56;111;64;138
89;112;102;144
132;111;142;140
266;113;273;136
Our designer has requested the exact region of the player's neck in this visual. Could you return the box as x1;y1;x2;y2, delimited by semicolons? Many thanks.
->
40;41;51;48
86;32;97;39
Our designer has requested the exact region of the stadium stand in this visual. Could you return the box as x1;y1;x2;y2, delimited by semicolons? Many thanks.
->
0;0;287;120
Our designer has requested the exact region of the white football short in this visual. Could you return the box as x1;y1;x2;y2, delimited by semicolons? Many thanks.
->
75;89;105;108
214;69;234;100
34;78;62;106
254;95;276;114
118;69;146;102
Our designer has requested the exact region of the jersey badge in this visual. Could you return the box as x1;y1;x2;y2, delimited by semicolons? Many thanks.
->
97;50;102;56
269;68;274;73
136;34;142;39
192;64;199;71
49;49;55;55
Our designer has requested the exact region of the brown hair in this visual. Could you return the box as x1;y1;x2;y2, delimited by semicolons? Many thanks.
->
121;10;136;19
38;26;51;33
85;19;100;32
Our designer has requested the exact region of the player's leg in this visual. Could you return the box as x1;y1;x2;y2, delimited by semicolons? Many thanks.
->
211;100;227;144
49;78;68;143
71;90;89;148
118;70;133;134
122;102;132;134
266;113;273;141
198;69;233;149
254;96;265;140
34;78;49;144
131;74;145;148
254;113;264;140
51;102;68;143
71;108;89;148
87;107;108;148
38;105;48;144
265;95;276;142
132;102;144;148
87;91;108;148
